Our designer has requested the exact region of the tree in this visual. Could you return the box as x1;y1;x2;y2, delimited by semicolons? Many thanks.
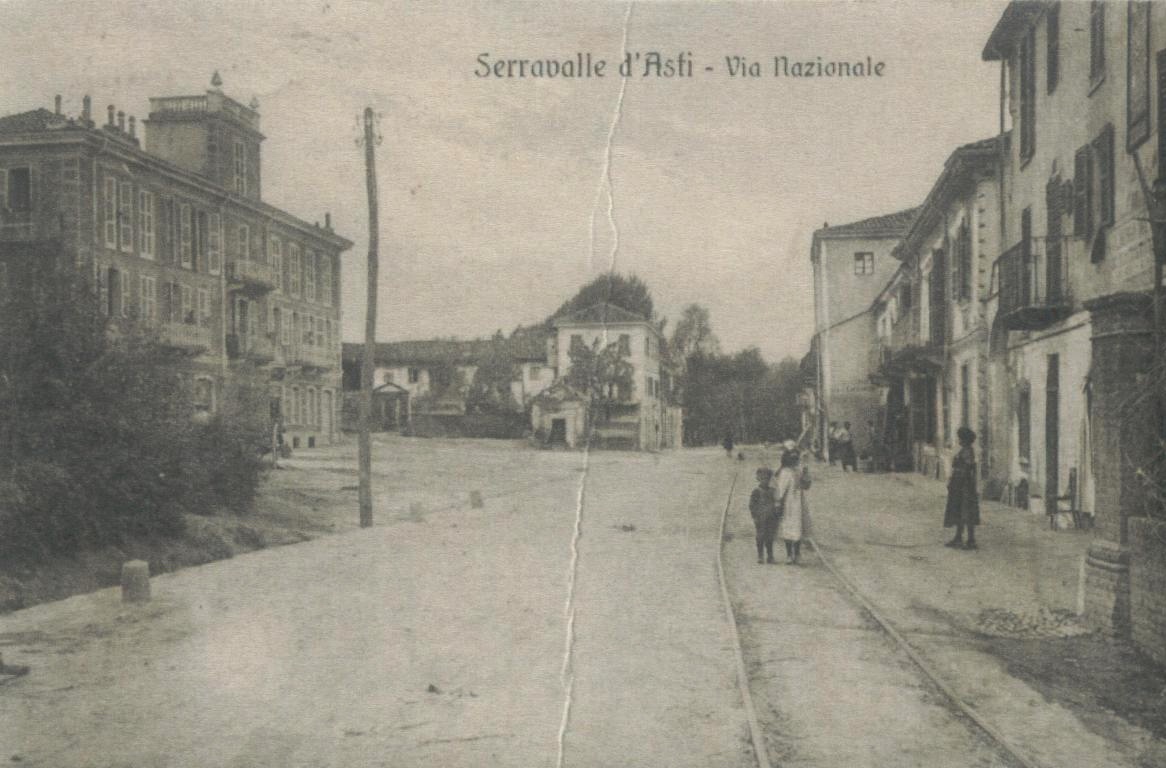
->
0;244;266;559
467;331;520;414
670;303;721;360
564;335;634;428
548;272;655;324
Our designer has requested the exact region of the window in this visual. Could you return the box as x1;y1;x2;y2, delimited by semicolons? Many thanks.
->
103;177;117;247
193;377;215;413
162;198;177;263
955;222;972;301
1017;383;1032;463
1074;145;1092;238
570;333;584;351
853;251;874;275
281;308;291;346
291;386;301;425
618;333;631;355
408;367;421;384
233;140;246;195
270;305;280;337
316;316;325;348
298;388;307;427
179;204;192;268
305;251;317;302
198;288;211;326
530;364;542;379
383;371;394;384
178;284;192;324
139;275;157;323
119;271;131;318
207;212;221;274
6;167;31;212
1090;1;1105;84
1019;26;1036;162
960;363;971;429
138;190;155;258
319;255;331;305
0;261;7;298
1128;1;1151;149
289;243;301;297
270;237;283;292
237;223;250;261
1046;3;1059;94
119;181;133;252
1075;125;1115;260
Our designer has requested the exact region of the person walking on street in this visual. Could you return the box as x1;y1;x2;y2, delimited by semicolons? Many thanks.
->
827;421;840;465
944;426;981;550
776;441;813;564
723;433;734;457
838;421;857;472
749;467;780;564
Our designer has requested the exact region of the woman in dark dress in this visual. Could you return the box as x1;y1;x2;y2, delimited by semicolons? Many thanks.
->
944;426;981;550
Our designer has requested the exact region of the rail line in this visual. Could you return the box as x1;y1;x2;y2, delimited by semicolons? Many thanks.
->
716;460;1046;768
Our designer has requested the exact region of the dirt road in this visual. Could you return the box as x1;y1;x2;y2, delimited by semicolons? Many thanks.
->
0;440;750;767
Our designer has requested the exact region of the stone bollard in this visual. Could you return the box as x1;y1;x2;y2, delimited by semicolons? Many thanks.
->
470;490;484;509
121;560;151;603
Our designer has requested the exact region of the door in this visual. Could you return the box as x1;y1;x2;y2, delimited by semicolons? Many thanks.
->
1045;355;1060;517
550;418;567;444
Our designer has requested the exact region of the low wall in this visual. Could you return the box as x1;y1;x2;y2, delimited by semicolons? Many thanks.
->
1129;517;1166;665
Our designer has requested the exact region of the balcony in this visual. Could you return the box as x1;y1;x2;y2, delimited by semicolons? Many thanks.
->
159;322;215;354
286;344;336;370
997;238;1072;331
227;332;277;364
226;260;276;295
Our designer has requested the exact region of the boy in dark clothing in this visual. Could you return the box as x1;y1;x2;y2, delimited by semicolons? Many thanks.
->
749;467;780;564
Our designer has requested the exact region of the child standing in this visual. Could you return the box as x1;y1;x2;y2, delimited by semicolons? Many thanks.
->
776;443;813;564
749;467;779;564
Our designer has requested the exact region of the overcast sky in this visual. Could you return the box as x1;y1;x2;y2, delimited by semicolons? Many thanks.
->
0;0;1009;362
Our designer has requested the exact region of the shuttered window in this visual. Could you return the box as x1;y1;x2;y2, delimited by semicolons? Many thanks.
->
1046;3;1059;94
119;182;133;252
103;177;117;248
1073;145;1092;239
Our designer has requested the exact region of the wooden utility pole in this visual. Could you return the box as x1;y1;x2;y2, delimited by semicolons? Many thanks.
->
358;106;380;528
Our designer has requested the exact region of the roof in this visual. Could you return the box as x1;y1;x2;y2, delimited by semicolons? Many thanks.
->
0;104;352;251
982;2;1048;61
813;208;919;242
552;302;651;327
0;108;72;135
343;333;550;366
894;135;1004;261
531;380;587;405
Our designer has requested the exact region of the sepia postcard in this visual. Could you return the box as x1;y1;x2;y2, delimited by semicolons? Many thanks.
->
1;1;1165;766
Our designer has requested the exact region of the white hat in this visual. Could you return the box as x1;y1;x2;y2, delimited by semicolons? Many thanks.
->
782;439;797;453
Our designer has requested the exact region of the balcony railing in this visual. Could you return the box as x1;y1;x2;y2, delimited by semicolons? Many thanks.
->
227;332;277;363
226;260;276;294
159;322;215;353
286;344;336;369
997;237;1072;331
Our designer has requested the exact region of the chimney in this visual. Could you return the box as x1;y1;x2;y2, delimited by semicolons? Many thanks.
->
82;95;91;125
325;212;332;231
117;111;125;132
107;104;115;127
54;95;62;115
128;116;136;139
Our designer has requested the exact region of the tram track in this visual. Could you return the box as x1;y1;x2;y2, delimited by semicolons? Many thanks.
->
716;462;1045;768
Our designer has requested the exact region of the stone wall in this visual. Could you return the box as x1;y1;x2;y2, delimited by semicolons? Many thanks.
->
1129;517;1166;665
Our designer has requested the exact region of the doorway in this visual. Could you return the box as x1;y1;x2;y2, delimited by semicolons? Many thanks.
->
549;418;567;445
1045;354;1060;517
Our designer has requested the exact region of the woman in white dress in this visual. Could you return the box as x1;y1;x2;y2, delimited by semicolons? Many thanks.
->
776;441;813;564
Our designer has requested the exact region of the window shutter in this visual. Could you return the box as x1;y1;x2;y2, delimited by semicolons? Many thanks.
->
1074;145;1092;239
1100;123;1115;227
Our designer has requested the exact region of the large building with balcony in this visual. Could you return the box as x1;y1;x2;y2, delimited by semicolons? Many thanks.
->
0;75;352;448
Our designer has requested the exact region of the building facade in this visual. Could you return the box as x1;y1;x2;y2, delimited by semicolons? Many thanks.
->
0;77;352;448
982;1;1166;654
810;208;916;458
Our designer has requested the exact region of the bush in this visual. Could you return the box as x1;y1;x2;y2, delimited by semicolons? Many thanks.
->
0;247;265;560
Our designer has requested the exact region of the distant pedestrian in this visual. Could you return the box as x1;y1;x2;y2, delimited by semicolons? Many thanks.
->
723;433;734;457
944;426;981;551
827;421;840;465
838;421;857;472
776;441;813;565
749;467;779;564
